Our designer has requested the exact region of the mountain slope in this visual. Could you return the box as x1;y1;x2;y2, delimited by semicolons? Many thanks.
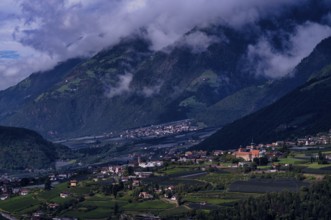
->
0;126;72;170
0;13;330;139
0;58;84;120
196;37;331;150
196;35;331;126
0;29;267;138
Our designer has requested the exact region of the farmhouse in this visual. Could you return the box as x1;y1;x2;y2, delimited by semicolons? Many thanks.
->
139;192;154;199
69;180;78;187
60;192;70;198
0;194;8;200
20;189;29;196
170;196;177;201
48;203;59;209
132;180;141;187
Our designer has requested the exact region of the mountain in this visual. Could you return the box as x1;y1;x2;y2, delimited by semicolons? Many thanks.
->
0;126;72;170
0;7;329;139
195;36;331;150
0;29;267;138
0;58;85;120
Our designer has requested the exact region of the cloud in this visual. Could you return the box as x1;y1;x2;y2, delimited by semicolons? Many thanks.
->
247;22;331;78
176;31;221;53
13;0;305;56
142;83;163;97
105;73;133;98
0;51;58;89
0;0;328;90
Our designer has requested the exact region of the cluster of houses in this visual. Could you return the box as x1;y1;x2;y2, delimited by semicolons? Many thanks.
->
118;120;199;139
0;172;75;201
0;183;30;201
296;130;331;146
138;185;180;202
177;150;208;163
138;160;164;168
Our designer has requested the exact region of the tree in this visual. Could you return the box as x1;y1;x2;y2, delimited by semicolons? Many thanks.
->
44;178;51;191
132;187;141;200
250;162;257;170
102;185;113;195
253;157;268;166
317;151;328;164
112;185;120;198
20;178;30;187
271;156;279;162
242;164;251;173
176;184;186;194
176;194;183;206
275;164;281;171
124;166;134;176
113;202;119;215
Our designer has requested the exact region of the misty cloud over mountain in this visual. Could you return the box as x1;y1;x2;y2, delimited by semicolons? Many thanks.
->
247;22;331;78
0;0;330;89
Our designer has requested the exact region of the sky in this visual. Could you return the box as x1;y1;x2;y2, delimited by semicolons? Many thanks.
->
0;0;331;90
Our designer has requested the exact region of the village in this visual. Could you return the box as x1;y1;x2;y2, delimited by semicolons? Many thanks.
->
117;120;200;139
0;130;331;219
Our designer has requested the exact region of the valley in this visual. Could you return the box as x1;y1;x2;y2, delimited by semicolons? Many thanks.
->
1;127;331;219
0;1;330;219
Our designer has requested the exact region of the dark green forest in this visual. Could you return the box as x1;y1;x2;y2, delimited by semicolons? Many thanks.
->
192;176;331;220
0;126;72;170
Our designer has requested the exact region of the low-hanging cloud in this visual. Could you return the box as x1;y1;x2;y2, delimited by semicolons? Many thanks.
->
105;72;133;98
0;0;329;90
142;82;163;97
247;22;331;78
176;31;221;53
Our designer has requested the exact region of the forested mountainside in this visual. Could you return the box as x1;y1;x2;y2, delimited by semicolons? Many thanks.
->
196;37;331;150
0;126;72;170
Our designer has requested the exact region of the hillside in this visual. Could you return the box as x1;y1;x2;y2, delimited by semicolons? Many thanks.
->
0;126;72;170
0;58;84;120
195;37;331;150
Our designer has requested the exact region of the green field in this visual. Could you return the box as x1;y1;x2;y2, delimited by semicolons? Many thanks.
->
161;167;192;175
0;181;96;217
198;173;248;188
278;157;306;164
159;206;191;218
37;182;69;201
0;194;40;215
185;196;236;205
305;162;331;169
62;207;113;219
184;191;260;206
123;200;174;211
0;146;328;220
